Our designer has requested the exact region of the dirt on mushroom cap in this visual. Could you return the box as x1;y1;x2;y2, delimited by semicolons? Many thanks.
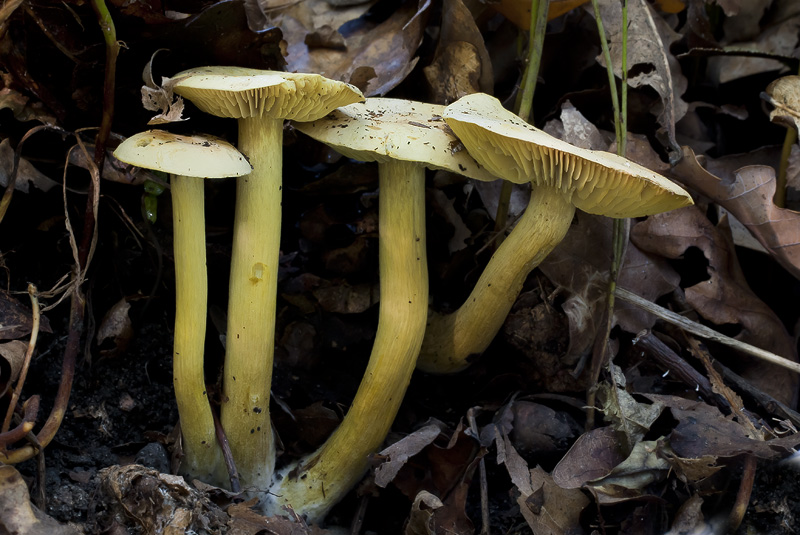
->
171;66;364;122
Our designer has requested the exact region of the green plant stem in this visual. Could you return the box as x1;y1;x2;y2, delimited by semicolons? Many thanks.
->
589;0;629;420
496;0;549;243
776;125;796;207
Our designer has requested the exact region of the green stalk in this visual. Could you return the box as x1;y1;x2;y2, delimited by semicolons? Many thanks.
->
268;159;428;522
221;117;281;492
496;0;550;243
171;175;224;483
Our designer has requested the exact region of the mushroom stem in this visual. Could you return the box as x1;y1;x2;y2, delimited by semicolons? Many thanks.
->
172;174;224;483
267;159;428;522
417;185;575;373
221;116;281;491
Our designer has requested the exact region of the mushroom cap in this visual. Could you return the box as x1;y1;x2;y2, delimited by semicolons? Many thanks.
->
293;98;513;183
171;66;365;122
113;130;253;178
443;93;693;218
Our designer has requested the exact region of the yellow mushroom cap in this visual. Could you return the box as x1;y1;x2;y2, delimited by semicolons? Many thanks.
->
113;130;253;178
293;98;514;183
171;66;365;122
442;93;694;218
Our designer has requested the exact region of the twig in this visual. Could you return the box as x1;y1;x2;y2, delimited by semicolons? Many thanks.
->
2;284;40;433
212;407;241;493
615;287;800;374
467;407;489;535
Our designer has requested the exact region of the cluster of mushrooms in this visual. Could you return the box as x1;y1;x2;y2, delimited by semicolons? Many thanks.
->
113;66;693;523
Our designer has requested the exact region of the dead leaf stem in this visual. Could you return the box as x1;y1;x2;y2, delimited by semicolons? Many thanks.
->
615;287;800;374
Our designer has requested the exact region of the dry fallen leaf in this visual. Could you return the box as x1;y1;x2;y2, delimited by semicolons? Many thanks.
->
423;0;493;104
672;147;800;280
141;50;187;125
0;138;58;193
96;298;134;359
552;426;626;489
0;465;79;535
765;74;800;131
632;206;799;405
591;0;688;153
262;0;430;96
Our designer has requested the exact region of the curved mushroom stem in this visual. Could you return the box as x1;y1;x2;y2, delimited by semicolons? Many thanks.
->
417;185;575;374
172;174;225;483
221;117;281;492
266;159;428;522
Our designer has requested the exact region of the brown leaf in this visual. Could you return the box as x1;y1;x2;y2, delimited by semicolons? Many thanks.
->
631;205;799;404
521;466;589;535
552;426;626;489
646;394;800;460
540;213;680;362
423;0;493;104
672;146;800;279
585;440;670;505
404;491;441;535
765;75;800;131
96;298;134;359
228;498;333;535
592;0;687;153
313;280;378;314
141;50;187;125
0;290;51;340
0;340;26;398
0;465;79;535
376;423;445;488
95;465;228;534
268;0;430;96
0;138;58;193
597;364;665;447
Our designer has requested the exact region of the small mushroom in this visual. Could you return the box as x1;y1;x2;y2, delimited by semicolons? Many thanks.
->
274;98;512;521
171;67;363;491
113;130;252;484
416;93;694;373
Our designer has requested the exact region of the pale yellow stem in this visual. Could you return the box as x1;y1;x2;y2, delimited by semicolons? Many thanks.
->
172;174;224;483
417;186;575;373
221;117;281;491
267;160;428;522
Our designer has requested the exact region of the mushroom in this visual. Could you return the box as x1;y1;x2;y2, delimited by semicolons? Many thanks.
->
113;130;252;483
416;93;694;373
270;98;513;521
170;67;364;491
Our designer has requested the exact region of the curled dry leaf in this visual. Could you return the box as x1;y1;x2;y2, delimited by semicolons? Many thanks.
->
597;364;665;447
0;465;79;535
259;0;429;96
0;340;26;398
422;0;493;104
552;426;627;489
585;440;671;505
646;394;800;460
0;290;50;339
141;50;186;125
95;298;133;359
375;423;444;488
675;152;800;280
632;206;799;405
96;465;228;534
0;138;58;193
765;75;800;131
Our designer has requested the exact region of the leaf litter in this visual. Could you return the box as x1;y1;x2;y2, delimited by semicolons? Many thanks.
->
3;0;800;533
